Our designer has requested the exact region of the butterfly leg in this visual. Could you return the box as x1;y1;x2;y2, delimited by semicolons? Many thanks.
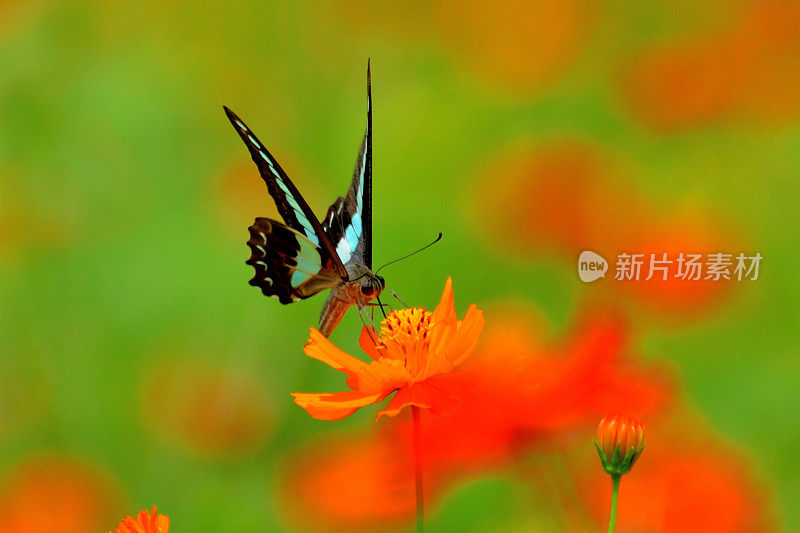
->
356;303;372;330
357;305;382;347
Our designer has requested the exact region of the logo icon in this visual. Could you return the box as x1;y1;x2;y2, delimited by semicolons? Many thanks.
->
578;251;608;283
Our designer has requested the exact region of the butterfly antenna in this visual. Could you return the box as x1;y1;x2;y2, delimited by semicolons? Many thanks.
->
375;232;443;275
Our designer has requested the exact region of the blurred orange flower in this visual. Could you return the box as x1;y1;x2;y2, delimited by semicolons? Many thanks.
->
292;277;484;421
622;0;800;130
0;456;123;533
281;434;417;532
471;140;738;319
281;305;673;530
389;305;670;477
0;168;73;263
112;505;169;533
142;357;272;460
432;0;601;94
334;0;601;95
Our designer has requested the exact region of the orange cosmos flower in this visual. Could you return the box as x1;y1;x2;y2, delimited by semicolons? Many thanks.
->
292;277;484;421
112;505;169;533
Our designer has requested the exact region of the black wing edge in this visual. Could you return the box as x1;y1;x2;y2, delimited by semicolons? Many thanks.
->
363;59;373;269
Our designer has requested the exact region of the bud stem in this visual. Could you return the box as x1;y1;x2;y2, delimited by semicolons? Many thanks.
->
607;473;620;533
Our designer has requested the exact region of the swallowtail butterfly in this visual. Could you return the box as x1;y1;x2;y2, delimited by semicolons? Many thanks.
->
223;63;383;337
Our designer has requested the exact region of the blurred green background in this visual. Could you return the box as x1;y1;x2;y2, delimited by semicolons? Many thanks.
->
1;0;798;531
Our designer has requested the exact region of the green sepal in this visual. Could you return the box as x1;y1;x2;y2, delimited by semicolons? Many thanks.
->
594;439;644;476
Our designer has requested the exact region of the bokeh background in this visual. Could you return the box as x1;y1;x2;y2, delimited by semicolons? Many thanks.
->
1;1;798;531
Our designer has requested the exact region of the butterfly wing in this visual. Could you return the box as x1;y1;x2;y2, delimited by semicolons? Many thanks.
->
247;217;341;303
322;62;373;269
223;106;347;279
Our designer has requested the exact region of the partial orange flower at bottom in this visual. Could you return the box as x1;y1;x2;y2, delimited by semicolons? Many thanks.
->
112;505;169;533
292;277;484;420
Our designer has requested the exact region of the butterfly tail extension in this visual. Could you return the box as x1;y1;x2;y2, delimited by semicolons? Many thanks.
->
247;218;339;304
319;291;354;337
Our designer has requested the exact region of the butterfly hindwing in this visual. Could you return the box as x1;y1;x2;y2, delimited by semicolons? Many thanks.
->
246;217;341;304
323;62;372;269
224;106;347;277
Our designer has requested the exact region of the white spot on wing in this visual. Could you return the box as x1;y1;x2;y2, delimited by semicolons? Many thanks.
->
247;134;261;148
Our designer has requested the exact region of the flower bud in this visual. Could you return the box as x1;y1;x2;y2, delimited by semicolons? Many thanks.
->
594;415;645;476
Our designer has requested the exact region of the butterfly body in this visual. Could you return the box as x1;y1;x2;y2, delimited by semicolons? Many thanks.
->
319;267;385;337
226;63;381;337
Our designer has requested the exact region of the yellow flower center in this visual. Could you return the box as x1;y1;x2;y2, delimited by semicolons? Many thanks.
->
378;308;434;367
380;307;432;341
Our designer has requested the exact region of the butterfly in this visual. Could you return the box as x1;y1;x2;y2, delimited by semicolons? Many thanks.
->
223;63;384;337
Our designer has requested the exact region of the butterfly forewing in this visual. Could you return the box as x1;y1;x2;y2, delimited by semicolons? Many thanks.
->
223;106;347;278
322;63;373;269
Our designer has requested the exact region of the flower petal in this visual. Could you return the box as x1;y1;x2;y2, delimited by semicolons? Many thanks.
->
304;328;368;375
431;277;456;326
445;305;485;366
292;390;385;421
375;382;458;420
358;326;383;361
354;359;411;394
114;505;169;533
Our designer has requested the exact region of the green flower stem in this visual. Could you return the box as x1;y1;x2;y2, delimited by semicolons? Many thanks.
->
412;405;424;533
607;474;620;533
